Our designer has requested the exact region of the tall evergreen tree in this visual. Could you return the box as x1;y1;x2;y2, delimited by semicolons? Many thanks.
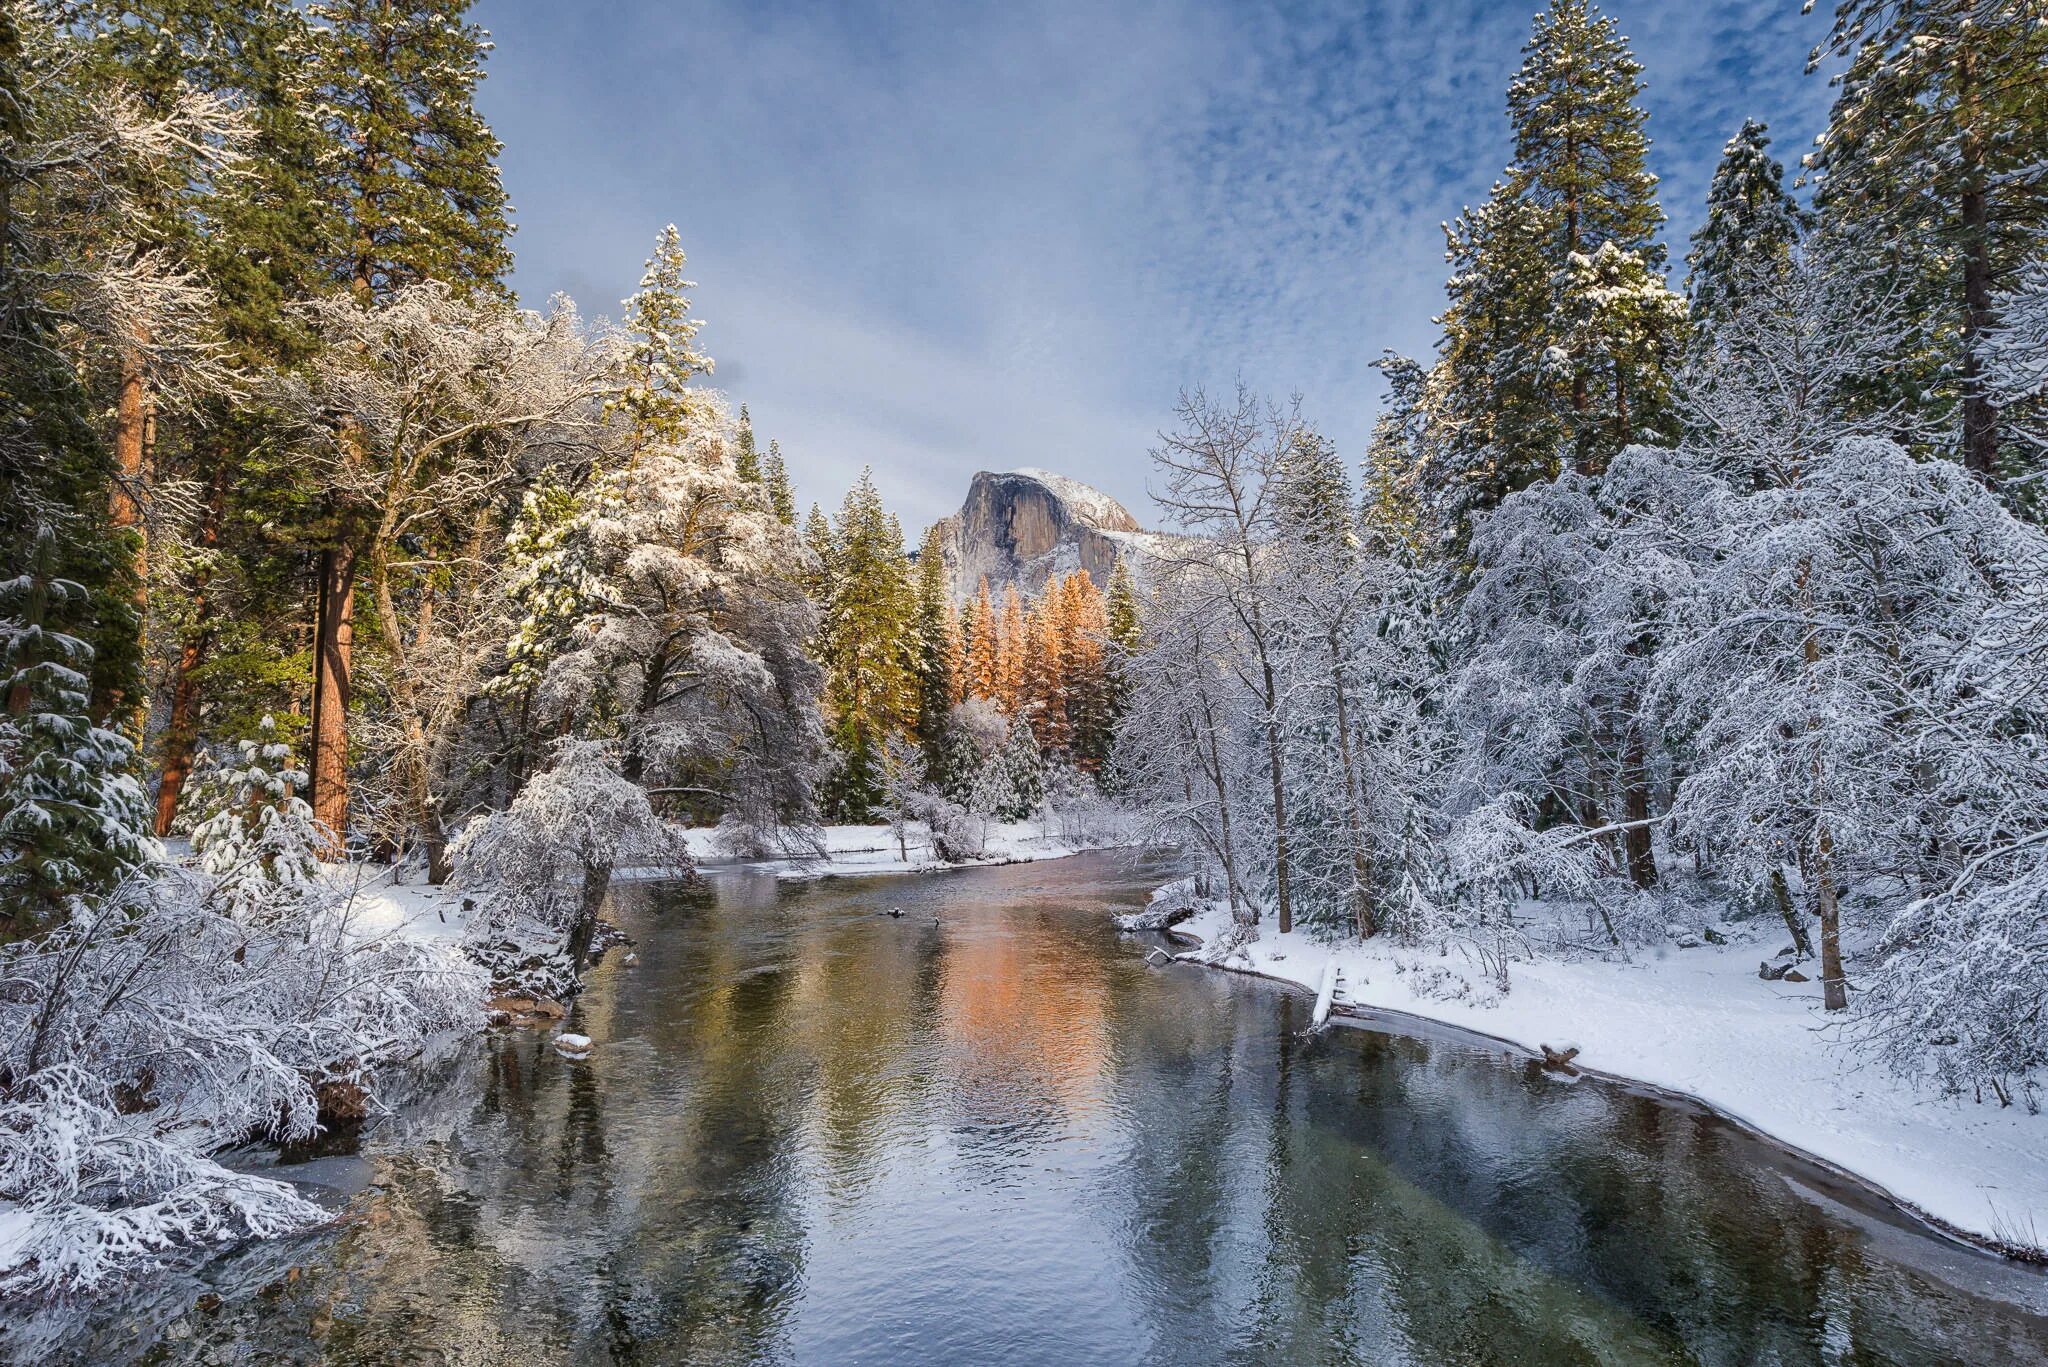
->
1430;0;1677;519
309;0;512;304
1685;119;1804;338
300;0;515;844
762;439;797;524
816;470;915;820
734;404;762;483
612;224;713;455
1807;0;2048;485
910;524;955;774
1505;0;1663;267
78;0;339;830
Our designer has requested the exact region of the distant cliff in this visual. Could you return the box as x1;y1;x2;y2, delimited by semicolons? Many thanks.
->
928;468;1156;600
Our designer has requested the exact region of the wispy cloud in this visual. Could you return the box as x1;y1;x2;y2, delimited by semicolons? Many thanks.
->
478;0;1839;530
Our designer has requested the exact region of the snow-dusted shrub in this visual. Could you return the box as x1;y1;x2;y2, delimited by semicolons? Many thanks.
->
913;791;987;863
185;717;327;922
938;698;1008;806
455;741;691;985
956;713;1043;822
1859;840;2048;1108
1039;761;1124;847
0;866;480;1298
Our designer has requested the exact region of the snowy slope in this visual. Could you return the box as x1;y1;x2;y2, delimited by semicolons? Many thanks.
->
1162;901;2048;1260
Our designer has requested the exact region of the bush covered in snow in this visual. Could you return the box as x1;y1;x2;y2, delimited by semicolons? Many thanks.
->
0;865;481;1298
455;740;692;991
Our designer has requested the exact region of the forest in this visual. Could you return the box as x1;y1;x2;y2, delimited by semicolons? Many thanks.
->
2;0;2046;1302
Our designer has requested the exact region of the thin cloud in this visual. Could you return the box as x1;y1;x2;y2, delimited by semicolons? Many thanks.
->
478;0;1839;528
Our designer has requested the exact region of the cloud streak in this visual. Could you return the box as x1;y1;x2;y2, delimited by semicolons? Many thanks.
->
477;0;1840;530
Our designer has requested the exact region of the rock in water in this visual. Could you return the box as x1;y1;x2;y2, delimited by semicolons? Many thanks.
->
928;468;1159;599
554;1033;593;1058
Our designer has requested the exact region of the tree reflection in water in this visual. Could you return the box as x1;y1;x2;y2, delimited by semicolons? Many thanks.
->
20;852;2048;1366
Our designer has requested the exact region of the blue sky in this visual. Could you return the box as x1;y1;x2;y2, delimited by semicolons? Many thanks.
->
475;0;1838;531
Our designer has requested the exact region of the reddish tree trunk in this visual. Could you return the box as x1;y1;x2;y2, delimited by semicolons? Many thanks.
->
309;545;357;854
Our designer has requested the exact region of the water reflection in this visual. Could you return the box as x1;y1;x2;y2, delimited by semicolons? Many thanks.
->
20;853;2048;1365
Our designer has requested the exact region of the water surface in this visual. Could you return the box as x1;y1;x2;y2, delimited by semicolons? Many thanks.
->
29;852;2048;1365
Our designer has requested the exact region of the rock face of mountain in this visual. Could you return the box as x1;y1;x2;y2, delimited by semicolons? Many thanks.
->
931;468;1152;600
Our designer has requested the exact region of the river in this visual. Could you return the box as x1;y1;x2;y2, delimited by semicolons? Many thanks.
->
24;851;2048;1365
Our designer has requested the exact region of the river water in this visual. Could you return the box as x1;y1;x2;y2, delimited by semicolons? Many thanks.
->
26;852;2048;1365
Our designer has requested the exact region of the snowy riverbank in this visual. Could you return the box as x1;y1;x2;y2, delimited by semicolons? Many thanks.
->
1156;896;2048;1262
694;820;1130;880
334;818;1127;941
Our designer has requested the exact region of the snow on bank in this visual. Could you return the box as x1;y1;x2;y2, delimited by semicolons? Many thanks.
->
1162;898;2048;1260
327;818;1121;936
685;821;1127;880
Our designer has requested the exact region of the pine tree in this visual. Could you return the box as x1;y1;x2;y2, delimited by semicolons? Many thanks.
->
1022;591;1068;753
762;440;797;525
1428;0;1677;514
801;503;835;602
734;404;762;483
994;584;1028;713
1807;0;2048;483
300;0;515;845
101;0;338;834
1549;240;1688;453
910;524;956;775
962;576;1000;700
1685;119;1804;338
611;224;713;454
0;526;154;932
309;0;513;303
186;716;326;921
1100;558;1142;774
816;470;915;820
1505;0;1663;267
1057;571;1113;773
1435;190;1567;508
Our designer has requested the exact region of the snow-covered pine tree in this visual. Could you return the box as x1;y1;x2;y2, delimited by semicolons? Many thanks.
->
734;404;762;482
968;715;1045;823
1684;119;1804;341
610;224;714;455
1547;240;1688;456
1807;0;2048;482
1506;0;1663;268
0;525;156;931
186;715;326;921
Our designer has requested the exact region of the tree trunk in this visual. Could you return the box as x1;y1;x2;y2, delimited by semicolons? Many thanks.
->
1770;864;1814;960
567;859;613;973
101;333;152;725
1620;723;1658;889
153;468;226;835
309;544;357;855
1328;642;1376;938
1814;822;1847;1011
154;630;208;836
1260;658;1293;936
1956;42;1999;484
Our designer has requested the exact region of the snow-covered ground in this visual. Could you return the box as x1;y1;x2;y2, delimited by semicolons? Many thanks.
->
1162;897;2048;1261
686;820;1128;880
